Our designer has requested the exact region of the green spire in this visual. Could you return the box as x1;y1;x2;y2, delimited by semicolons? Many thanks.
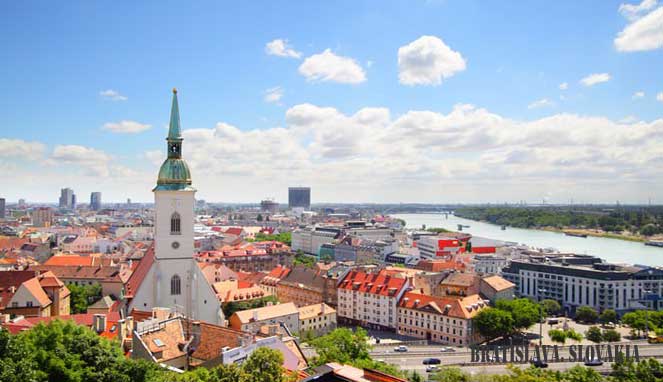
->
168;88;182;140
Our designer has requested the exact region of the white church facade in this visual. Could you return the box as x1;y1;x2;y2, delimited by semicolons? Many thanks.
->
127;89;223;325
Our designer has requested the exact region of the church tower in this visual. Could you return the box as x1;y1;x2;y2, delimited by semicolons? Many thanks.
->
128;89;222;324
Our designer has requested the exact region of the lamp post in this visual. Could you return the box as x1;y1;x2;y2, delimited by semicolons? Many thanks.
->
538;288;547;347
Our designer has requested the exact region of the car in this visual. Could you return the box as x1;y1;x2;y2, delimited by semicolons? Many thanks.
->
393;345;408;352
426;366;439;373
584;358;604;367
530;358;548;368
440;347;456;353
422;358;441;365
487;355;503;363
375;359;385;363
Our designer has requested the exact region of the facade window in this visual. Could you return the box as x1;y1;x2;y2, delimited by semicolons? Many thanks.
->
27;301;33;307
171;274;182;295
170;212;181;234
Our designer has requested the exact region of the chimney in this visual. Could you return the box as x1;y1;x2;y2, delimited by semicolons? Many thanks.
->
93;314;107;333
321;303;325;315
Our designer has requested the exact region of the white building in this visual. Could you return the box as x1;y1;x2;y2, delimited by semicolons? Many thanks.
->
472;254;508;275
127;89;222;325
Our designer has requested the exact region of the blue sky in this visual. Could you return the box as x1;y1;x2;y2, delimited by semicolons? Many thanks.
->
1;1;662;204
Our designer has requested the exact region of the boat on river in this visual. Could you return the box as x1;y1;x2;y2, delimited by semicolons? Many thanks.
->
564;232;588;238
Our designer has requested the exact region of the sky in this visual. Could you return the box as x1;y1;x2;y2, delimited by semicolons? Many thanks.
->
1;0;663;204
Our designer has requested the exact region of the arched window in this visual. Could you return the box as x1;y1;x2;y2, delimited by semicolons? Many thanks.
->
170;212;181;235
171;274;181;295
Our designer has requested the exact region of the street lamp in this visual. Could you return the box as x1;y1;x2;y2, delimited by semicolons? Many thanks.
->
538;288;547;347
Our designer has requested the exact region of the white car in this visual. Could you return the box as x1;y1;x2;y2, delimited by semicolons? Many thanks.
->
440;347;456;352
426;365;439;373
393;345;408;352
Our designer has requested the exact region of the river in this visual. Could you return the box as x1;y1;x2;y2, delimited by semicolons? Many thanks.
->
392;213;662;267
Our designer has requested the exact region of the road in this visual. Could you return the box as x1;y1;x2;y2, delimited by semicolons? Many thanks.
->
370;342;663;374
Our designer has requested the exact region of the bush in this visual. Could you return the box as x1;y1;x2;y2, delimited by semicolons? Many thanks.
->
599;309;617;324
549;329;567;343
602;329;621;342
566;329;583;342
586;326;603;343
575;306;599;323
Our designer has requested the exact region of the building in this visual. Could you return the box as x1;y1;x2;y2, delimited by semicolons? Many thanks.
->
126;89;222;324
472;254;508;275
298;303;336;336
228;302;300;334
337;270;410;330
288;187;311;209
479;275;515;303
439;273;480;297
59;188;76;209
502;254;663;315
30;263;125;298
260;199;279;214
0;270;70;317
416;236;465;259
0;197;5;219
291;227;340;256
303;363;407;382
90;192;102;211
397;292;487;346
276;265;326;307
196;242;293;273
31;207;54;227
260;265;291;296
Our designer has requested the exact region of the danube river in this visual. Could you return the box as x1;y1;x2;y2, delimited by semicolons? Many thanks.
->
392;213;661;267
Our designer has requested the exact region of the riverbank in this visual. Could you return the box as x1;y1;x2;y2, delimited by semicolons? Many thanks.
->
541;227;647;243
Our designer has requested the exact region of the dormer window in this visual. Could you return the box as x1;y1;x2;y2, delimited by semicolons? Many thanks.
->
171;212;181;235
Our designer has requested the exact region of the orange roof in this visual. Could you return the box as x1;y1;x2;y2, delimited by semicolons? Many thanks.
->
338;270;408;297
0;237;28;252
190;322;245;361
399;292;488;319
20;277;52;307
415;259;467;272
44;255;94;266
482;275;515;292
124;245;154;299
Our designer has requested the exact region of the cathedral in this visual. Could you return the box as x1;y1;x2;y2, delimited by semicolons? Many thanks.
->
127;89;223;325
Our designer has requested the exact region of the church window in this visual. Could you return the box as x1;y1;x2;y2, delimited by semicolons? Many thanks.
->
171;274;181;295
171;212;181;234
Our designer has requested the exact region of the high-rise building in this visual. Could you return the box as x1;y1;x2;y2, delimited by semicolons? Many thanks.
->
288;187;311;209
58;188;76;209
32;207;54;227
260;199;279;213
0;198;5;219
90;192;102;211
18;199;26;208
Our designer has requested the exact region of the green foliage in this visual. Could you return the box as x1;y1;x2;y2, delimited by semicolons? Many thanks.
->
602;329;621;342
622;310;663;334
549;329;567;343
432;363;608;382
67;283;103;314
293;252;316;268
600;309;618;324
586;326;603;343
247;232;291;245
566;329;583;341
222;295;279;318
575;306;599;324
611;355;663;382
495;298;541;331
426;227;451;233
429;367;471;382
241;347;284;382
474;308;515;339
309;327;371;365
540;299;562;316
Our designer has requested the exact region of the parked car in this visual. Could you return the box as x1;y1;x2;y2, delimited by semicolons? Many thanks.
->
422;358;441;365
530;357;548;368
426;365;439;373
394;345;408;352
585;358;604;367
440;347;456;352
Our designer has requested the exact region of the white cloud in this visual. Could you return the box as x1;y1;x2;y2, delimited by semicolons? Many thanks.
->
398;35;466;86
102;120;152;134
0;138;45;160
619;115;640;123
264;87;284;103
559;82;568;90
99;89;128;101
633;91;646;98
51;145;113;176
528;98;555;109
298;49;366;84
619;0;658;20
580;73;611;87
615;6;663;52
658;92;663;102
265;39;301;58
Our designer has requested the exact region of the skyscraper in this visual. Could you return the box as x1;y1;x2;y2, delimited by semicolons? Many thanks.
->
0;198;5;219
90;192;102;211
288;187;311;209
59;188;76;209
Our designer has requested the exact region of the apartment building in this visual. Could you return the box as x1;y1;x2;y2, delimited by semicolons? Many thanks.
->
337;270;410;330
298;303;337;336
502;254;663;315
397;292;487;346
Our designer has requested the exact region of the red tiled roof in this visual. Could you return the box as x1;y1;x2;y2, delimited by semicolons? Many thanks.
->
124;245;154;299
0;237;29;252
224;227;244;236
0;270;38;309
191;322;246;361
399;292;487;319
338;270;408;297
2;312;122;336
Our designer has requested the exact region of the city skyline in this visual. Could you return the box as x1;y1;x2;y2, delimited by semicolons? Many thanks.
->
2;1;663;204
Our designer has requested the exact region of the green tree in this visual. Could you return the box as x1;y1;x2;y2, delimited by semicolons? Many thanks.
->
256;214;263;222
586;326;603;343
309;328;371;365
496;298;540;331
67;283;103;314
600;309;618;325
540;299;562;316
293;252;316;268
602;329;621;342
575;306;599;324
549;329;567;344
474;308;515;339
564;365;603;382
241;347;284;382
429;367;470;382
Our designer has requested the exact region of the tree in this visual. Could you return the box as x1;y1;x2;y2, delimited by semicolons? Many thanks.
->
549;329;567;344
602;329;621;342
496;298;540;331
256;214;263;222
586;326;603;343
293;252;316;268
309;328;371;365
564;365;603;382
429;367;470;382
474;308;515;339
67;283;103;313
540;299;562;316
575;306;599;324
600;309;618;325
241;347;284;382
